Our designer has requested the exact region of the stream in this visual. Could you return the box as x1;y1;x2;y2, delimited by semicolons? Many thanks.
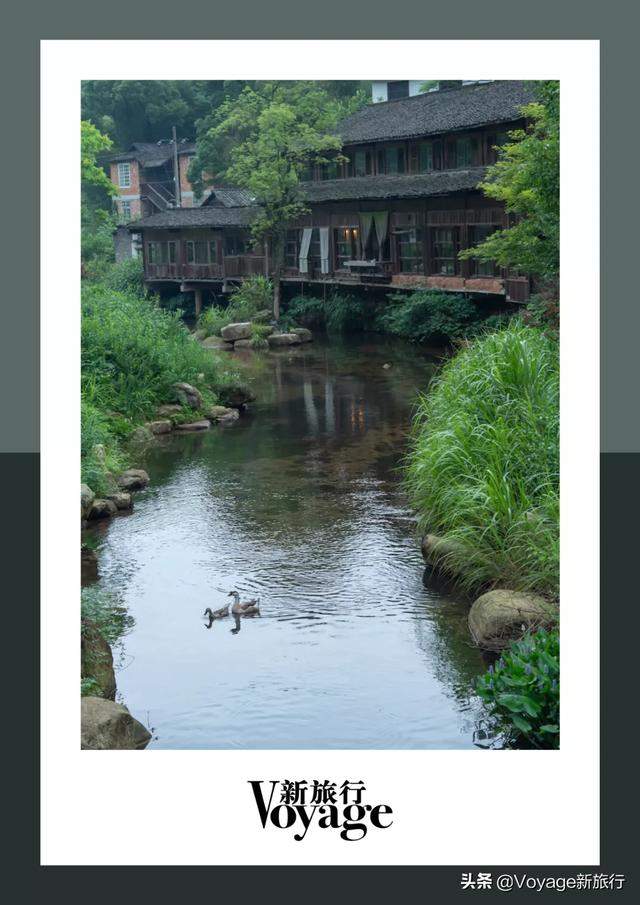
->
87;335;489;748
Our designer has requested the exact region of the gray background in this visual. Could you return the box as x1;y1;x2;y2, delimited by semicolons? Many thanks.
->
1;2;634;451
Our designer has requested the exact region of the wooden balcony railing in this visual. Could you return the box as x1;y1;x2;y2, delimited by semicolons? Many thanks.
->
223;255;266;277
144;257;265;281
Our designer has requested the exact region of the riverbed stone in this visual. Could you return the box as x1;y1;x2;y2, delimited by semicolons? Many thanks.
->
233;338;254;349
293;327;313;343
105;491;133;511
468;589;557;651
146;419;173;436
175;419;211;431
88;498;118;520
202;336;234;351
130;425;154;444
218;384;256;408
206;405;239;423
81;697;151;750
81;618;116;700
116;468;150;491
156;403;182;417
81;484;95;519
221;322;252;342
267;332;301;347
421;533;465;567
81;544;98;584
172;381;203;409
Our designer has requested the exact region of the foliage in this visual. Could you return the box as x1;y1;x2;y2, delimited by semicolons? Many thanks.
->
198;277;273;337
81;676;102;696
522;287;560;338
81;120;117;279
283;291;372;334
103;257;146;295
459;81;559;281
81;587;135;647
80;400;124;494
250;323;272;349
477;628;559;748
81;120;116;195
376;290;510;344
406;322;559;596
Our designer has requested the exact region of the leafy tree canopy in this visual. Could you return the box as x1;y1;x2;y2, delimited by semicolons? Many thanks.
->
81;120;115;194
460;80;559;281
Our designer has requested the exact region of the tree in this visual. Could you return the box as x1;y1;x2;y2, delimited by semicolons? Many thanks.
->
459;81;559;286
189;82;367;319
81;121;117;278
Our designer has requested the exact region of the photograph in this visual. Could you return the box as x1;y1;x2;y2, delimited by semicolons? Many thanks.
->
79;76;560;752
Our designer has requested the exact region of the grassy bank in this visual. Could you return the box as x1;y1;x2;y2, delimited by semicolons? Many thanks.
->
405;322;559;598
81;272;246;494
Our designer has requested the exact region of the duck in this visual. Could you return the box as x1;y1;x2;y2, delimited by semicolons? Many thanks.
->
203;604;229;620
228;590;261;616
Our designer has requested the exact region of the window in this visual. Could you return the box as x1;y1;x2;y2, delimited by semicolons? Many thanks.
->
353;149;374;177
486;131;510;164
147;241;176;265
319;160;339;180
334;227;360;269
117;162;131;188
284;230;300;268
397;227;424;273
469;225;497;276
120;200;132;222
387;81;409;101
209;241;218;264
224;233;247;256
309;230;322;272
418;142;433;172
431;228;458;275
384;145;406;175
186;240;210;264
455;137;475;168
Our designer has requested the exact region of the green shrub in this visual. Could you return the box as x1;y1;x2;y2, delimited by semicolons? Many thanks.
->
199;305;230;338
250;323;272;349
376;290;510;344
477;628;559;748
406;322;559;596
81;587;134;646
103;257;146;295
80;400;124;494
198;276;273;337
283;291;371;334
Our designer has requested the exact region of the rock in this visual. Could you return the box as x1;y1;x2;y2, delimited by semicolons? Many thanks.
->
88;498;118;520
382;362;392;370
81;544;98;584
130;425;154;444
81;618;116;700
218;385;256;408
81;697;151;750
202;336;234;351
117;468;150;491
267;333;302;347
175;419;211;431
92;443;106;463
293;327;313;343
468;589;557;651
421;533;465;567
172;382;203;409
206;405;240;423
233;338;254;349
146;419;173;436
156;403;182;417
191;328;207;341
221;322;252;342
253;309;271;323
81;484;95;520
105;491;133;511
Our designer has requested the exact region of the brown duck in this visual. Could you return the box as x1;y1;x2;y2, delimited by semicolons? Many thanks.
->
228;590;261;616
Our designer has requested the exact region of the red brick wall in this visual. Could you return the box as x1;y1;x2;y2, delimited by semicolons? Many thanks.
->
110;160;140;195
390;274;504;295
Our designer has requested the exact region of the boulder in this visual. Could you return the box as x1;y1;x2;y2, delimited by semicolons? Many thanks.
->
221;322;252;342
468;589;557;651
172;382;203;409
117;468;150;491
81;618;116;700
267;333;301;347
146;419;173;436
81;484;95;520
175;419;211;431
253;309;271;323
206;405;240;423
105;491;133;510
81;697;151;750
191;328;207;341
130;425;154;444
88;498;118;520
202;336;234;351
233;338;254;349
218;385;256;408
293;327;313;343
81;544;98;584
156;403;182;417
421;533;465;567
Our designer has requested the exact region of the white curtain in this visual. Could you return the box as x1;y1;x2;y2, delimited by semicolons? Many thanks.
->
299;227;313;273
373;211;389;248
319;227;330;274
359;213;374;256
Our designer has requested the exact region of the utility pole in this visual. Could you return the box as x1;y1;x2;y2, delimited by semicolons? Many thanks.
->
172;125;181;208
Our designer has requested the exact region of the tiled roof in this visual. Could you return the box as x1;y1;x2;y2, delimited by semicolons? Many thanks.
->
128;205;260;230
203;187;256;208
111;141;196;166
300;167;487;202
338;80;535;145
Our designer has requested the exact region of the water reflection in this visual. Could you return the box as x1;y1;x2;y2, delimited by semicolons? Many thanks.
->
89;335;488;748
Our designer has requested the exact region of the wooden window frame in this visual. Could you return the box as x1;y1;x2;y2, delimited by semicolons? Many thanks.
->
117;162;131;188
429;227;459;276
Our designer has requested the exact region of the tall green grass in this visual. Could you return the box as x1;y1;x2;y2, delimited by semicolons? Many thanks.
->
198;276;273;337
406;322;559;597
